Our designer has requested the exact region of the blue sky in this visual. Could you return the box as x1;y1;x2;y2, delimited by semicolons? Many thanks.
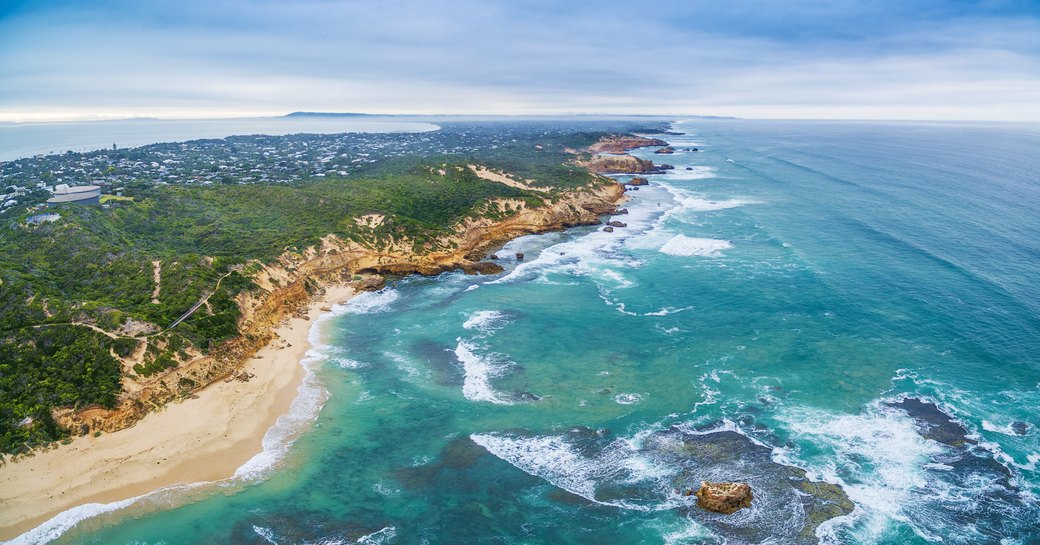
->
1;0;1038;121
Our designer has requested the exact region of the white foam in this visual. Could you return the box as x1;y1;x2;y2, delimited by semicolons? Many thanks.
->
659;235;732;257
659;165;717;180
253;525;279;544
371;482;400;497
233;312;332;480
4;494;160;545
644;306;691;316
454;340;512;404
338;289;399;314
333;355;368;369
982;419;1024;436
677;196;758;212
614;393;644;405
356;526;396;544
777;402;968;543
470;432;670;511
656;518;714;545
462;310;509;335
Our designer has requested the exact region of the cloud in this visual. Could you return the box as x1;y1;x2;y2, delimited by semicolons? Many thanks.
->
0;0;1038;121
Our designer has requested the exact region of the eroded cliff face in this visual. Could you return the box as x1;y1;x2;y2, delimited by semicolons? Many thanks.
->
579;154;660;174
55;178;626;435
587;135;668;155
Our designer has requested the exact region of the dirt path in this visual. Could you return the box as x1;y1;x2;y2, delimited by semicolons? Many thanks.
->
151;260;161;304
468;164;550;192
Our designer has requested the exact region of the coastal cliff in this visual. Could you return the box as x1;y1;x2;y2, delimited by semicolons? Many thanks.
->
587;135;668;154
54;177;626;436
578;133;670;174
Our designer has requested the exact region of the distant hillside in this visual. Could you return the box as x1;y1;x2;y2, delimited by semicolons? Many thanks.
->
284;111;373;117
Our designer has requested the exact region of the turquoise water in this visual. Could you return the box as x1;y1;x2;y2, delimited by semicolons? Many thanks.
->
25;120;1040;544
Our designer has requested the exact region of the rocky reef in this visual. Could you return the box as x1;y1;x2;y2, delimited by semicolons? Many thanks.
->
468;424;853;545
656;427;854;544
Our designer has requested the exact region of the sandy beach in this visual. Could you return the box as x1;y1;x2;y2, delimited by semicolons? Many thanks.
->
0;284;356;541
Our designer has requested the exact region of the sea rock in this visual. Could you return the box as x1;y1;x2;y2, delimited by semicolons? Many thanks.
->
614;208;629;215
515;252;525;260
1012;421;1029;435
603;226;614;232
686;167;693;170
693;481;753;514
462;261;505;275
607;221;627;228
654;146;675;154
489;254;499;260
627;177;649;186
352;275;387;291
885;397;977;447
659;164;675;170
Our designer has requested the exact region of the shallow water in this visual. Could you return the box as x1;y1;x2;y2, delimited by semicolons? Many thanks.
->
26;119;1040;545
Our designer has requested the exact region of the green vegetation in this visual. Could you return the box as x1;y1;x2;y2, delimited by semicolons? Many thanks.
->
0;122;663;455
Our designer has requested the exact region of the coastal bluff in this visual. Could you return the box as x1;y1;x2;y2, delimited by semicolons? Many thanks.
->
578;134;672;174
51;175;626;439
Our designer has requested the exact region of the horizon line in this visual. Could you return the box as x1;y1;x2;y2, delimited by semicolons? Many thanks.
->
2;111;1038;125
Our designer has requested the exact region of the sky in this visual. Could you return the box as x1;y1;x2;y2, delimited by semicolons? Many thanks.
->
1;0;1039;122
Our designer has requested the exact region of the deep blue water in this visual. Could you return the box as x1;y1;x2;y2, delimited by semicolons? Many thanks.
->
20;119;1040;545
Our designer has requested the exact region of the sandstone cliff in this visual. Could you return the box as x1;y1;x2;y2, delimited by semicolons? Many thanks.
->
56;176;626;435
587;135;669;155
579;154;659;174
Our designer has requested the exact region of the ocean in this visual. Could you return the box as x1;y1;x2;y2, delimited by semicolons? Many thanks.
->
17;119;1040;544
0;117;437;161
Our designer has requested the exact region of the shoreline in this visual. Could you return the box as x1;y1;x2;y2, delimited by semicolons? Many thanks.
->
0;284;356;542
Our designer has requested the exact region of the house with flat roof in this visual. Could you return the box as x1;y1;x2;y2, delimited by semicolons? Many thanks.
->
46;184;101;206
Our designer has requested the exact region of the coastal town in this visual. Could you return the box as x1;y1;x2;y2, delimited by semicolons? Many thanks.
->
0;121;667;217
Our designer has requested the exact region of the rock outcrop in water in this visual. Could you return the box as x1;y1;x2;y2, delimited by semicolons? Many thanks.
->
626;177;649;186
654;146;675;154
469;424;853;545
660;428;854;543
693;481;753;514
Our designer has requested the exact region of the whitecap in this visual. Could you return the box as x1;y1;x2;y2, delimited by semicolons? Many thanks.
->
462;310;510;335
454;340;513;405
469;432;670;511
659;235;732;257
253;525;279;544
659;165;717;180
356;526;396;544
614;393;644;405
